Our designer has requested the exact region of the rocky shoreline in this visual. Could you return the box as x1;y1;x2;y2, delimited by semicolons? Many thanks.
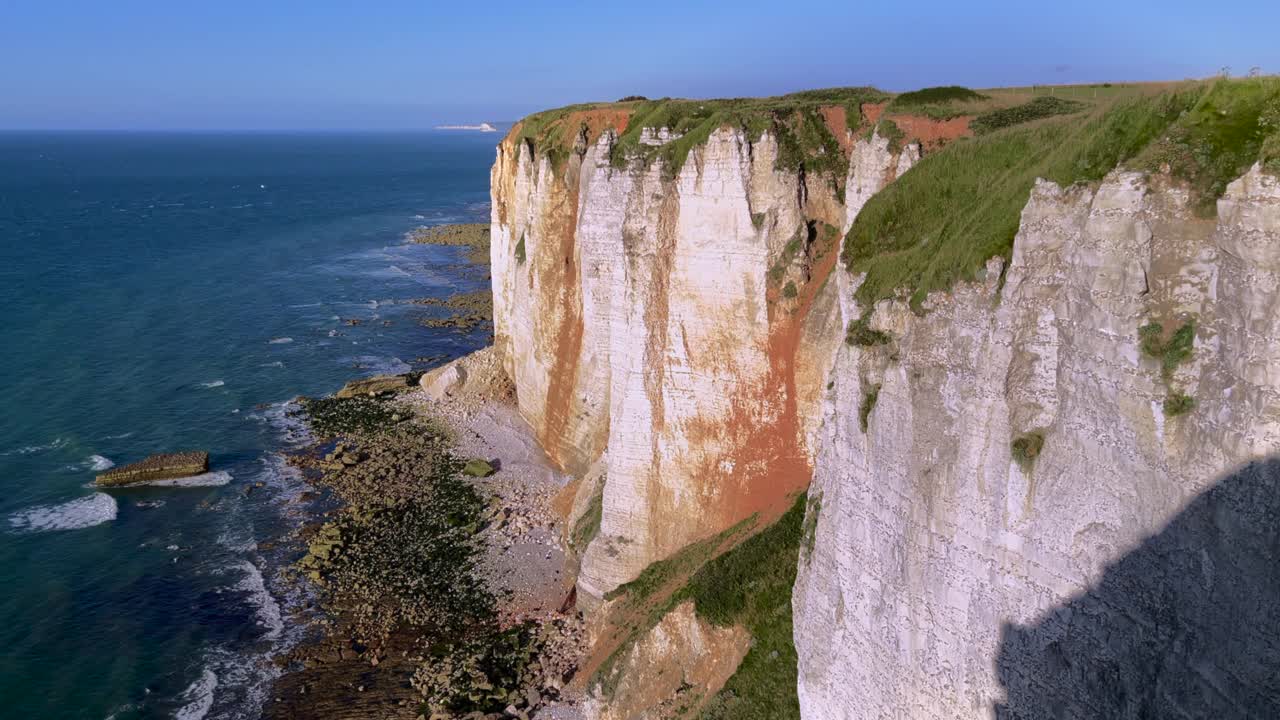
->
263;224;585;719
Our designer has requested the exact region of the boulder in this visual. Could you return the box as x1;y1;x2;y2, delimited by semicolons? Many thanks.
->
95;451;209;487
462;459;495;478
420;362;467;400
335;374;409;398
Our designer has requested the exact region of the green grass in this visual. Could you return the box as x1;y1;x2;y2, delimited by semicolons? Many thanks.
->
782;281;798;299
1164;392;1196;417
970;96;1090;134
687;495;806;720
510;102;604;171
594;496;808;719
884;85;991;120
1137;77;1280;215
570;481;604;553
609;89;887;182
874;118;907;153
843;85;1209;309
515;87;890;187
845;315;891;346
514;233;526;265
1139;318;1196;378
859;384;882;433
1011;432;1045;471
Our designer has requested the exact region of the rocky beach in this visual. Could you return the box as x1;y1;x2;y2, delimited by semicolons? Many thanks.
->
262;226;588;720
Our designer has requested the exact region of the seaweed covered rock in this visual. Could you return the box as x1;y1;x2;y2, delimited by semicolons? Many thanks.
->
95;451;208;486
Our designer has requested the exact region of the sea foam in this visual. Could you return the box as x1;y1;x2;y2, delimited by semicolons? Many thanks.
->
9;493;118;532
143;471;233;488
173;668;217;720
65;454;115;472
1;437;69;456
232;560;283;640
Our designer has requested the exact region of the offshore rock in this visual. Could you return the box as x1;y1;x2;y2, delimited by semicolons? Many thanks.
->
95;451;209;486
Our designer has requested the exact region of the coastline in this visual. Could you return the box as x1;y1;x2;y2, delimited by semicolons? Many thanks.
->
262;225;586;719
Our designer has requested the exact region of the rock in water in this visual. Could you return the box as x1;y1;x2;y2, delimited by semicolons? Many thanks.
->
335;374;409;398
95;452;209;487
461;459;495;478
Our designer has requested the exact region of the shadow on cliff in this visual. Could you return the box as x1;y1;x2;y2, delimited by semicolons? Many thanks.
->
994;457;1280;719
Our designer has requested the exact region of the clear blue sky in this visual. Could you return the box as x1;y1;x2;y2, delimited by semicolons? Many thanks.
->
2;0;1278;130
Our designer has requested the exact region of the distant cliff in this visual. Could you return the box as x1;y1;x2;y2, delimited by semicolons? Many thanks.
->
489;79;1280;718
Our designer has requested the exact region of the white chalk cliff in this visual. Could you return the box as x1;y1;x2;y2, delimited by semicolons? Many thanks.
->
793;165;1280;718
490;103;1280;718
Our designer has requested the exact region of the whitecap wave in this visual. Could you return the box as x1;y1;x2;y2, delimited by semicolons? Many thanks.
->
232;560;283;640
2;437;69;456
247;400;312;449
143;471;233;488
266;337;293;345
173;668;217;720
89;454;115;471
102;431;134;440
65;454;115;472
258;361;284;368
344;355;411;376
198;380;225;389
9;493;118;532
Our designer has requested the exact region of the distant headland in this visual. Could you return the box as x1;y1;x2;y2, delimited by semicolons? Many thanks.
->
435;122;498;132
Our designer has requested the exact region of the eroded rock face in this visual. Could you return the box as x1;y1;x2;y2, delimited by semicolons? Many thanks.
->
582;602;750;720
491;128;914;599
793;166;1280;719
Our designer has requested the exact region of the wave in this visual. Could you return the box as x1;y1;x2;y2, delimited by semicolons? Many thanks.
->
247;400;312;449
65;454;115;472
102;431;134;440
143;471;233;488
287;302;322;308
1;437;69;456
198;380;226;389
173;669;217;720
9;493;118;532
232;561;283;640
266;337;293;345
343;355;411;376
258;361;284;368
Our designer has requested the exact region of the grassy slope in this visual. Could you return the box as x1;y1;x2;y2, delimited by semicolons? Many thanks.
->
844;77;1280;309
595;495;807;719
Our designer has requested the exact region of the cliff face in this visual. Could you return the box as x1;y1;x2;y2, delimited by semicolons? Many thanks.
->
793;165;1280;718
491;80;1280;719
492;120;914;598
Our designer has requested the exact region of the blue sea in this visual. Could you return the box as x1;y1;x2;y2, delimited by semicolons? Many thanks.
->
0;131;498;719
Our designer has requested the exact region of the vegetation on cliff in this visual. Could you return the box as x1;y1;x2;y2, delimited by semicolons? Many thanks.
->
594;495;807;719
607;87;889;183
843;77;1280;309
512;87;893;190
882;85;990;119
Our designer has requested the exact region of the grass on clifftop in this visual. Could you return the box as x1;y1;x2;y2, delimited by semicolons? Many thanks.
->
843;77;1280;310
609;88;890;183
883;85;991;119
513;87;892;185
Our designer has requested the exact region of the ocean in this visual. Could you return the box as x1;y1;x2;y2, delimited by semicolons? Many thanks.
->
0;130;498;719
